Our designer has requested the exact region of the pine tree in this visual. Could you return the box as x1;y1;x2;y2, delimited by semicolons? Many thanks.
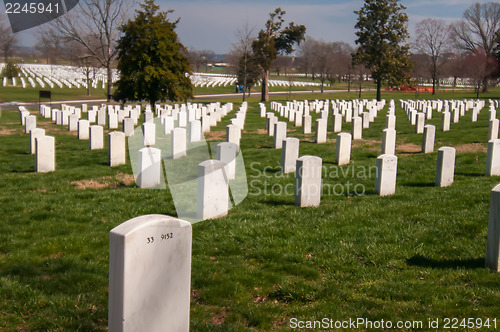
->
353;0;413;101
114;0;193;108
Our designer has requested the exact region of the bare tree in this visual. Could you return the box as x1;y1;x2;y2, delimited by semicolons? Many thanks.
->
414;18;452;94
297;37;316;79
52;0;135;100
188;49;216;73
0;14;18;62
451;2;500;92
34;26;65;64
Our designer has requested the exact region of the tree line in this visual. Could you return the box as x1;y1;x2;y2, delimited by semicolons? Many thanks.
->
1;0;500;104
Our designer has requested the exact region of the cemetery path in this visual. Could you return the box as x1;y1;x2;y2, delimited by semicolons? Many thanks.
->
10;89;374;106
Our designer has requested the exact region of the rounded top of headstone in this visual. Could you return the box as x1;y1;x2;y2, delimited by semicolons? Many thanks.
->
110;214;191;237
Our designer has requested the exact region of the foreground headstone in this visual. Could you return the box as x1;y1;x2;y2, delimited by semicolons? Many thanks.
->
137;147;162;188
295;155;322;207
374;154;398;196
68;114;79;131
441;112;451;132
123;118;135;137
217;142;238;180
351;116;362;140
335;132;352;166
109;131;126;167
302;114;312;134
281;137;300;173
435;147;456;187
90;125;104;150
415;113;425;134
30;128;45;154
486;139;500;176
143;122;156;147
197;160;229;219
489;119;499;141
35;135;55;173
25;115;36;134
486;184;500;272
108;214;192;332
422;125;436;153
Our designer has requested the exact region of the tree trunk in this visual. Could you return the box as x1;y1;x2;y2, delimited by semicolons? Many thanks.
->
261;70;269;102
432;77;436;95
376;79;381;101
107;64;113;102
482;76;488;93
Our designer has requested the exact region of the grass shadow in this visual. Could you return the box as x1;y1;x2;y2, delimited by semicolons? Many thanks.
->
455;172;485;177
406;255;485;270
403;182;435;188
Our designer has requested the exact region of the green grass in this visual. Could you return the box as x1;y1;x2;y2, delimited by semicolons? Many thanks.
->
0;89;500;331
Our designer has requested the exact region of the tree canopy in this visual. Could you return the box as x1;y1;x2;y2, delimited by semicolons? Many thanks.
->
353;0;413;101
252;8;306;102
114;0;193;107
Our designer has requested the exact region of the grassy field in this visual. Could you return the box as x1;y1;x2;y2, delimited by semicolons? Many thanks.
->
0;88;499;331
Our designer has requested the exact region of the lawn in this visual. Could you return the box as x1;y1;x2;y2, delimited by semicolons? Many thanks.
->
0;88;499;331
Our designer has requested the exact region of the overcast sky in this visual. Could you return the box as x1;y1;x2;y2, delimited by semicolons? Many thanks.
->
15;0;491;53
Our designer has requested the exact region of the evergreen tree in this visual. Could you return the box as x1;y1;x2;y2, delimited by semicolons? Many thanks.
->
252;8;306;102
114;0;193;108
353;0;413;101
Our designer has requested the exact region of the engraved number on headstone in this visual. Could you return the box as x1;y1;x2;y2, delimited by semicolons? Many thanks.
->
147;237;154;244
161;233;173;240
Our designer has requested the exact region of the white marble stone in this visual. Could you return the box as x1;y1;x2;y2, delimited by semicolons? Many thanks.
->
164;116;174;135
386;114;396;130
486;139;500;176
281;137;300;173
441;112;451;132
25;115;36;133
197;160;229;219
172;128;187;159
335;132;352;166
217;142;238;180
108;214;192;332
486;184;500;272
489;119;499;141
108;112;119;129
30;128;45;154
226;124;241;148
375;154;398;196
274;122;287;149
68;114;78;131
435;146;456;187
295;155;322;207
143;122;156;147
90;125;104;150
109;131;126;167
35;135;55;173
137;147;162;188
123;118;135;137
189;120;202;143
315;119;327;144
422;125;436;153
332;114;342;133
415;113;425;134
97;108;106;126
351;116;363;140
78;120;90;140
381;128;396;155
302;114;312;134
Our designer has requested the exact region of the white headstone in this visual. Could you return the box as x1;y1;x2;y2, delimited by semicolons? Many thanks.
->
351;116;363;140
143;122;156;147
197;160;229;219
172;128;187;159
189;120;202;143
137;147;162;188
25;115;36;133
281;137;300;173
374;154;398;196
332;114;342;133
489;119;499;141
108;214;192;332
415;113;425;134
109;131;126;167
486;139;500;176
335;132;352;166
486;184;500;272
68;114;79;131
422;125;436;153
217;142;238;180
274;122;287;149
295;155;322;207
35;135;55;173
226;124;241;148
381;128;396;155
441;112;451;132
123;118;135;137
78;120;90;140
302;115;312;134
30;128;45;154
90;125;104;150
315;119;327;144
435;147;456;187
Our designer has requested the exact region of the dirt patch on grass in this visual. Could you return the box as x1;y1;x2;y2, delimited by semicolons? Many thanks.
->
71;172;135;189
244;128;267;135
204;130;225;141
0;127;21;136
455;143;486;153
211;313;226;326
397;143;421;153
